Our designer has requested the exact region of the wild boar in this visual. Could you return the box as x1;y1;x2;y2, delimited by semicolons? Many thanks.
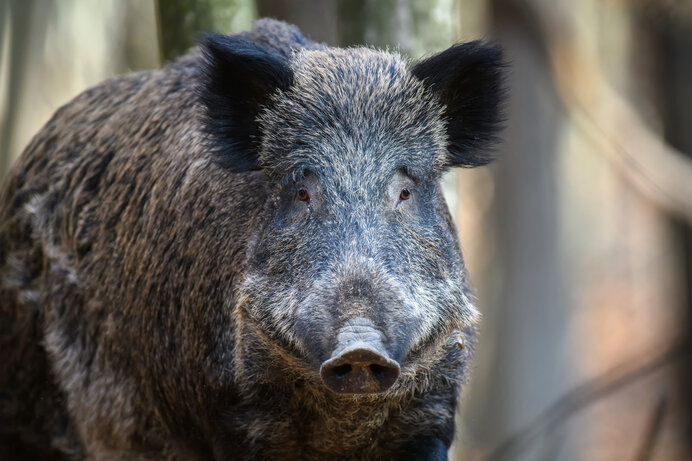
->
0;18;505;461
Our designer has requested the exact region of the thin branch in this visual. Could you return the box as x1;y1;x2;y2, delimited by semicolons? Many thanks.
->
482;339;687;461
633;388;669;461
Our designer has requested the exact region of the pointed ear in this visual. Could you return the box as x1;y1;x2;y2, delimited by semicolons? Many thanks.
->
412;41;506;167
199;34;293;172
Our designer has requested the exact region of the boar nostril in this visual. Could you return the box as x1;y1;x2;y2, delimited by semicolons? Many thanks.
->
368;363;399;389
369;364;386;379
332;364;352;379
320;347;400;394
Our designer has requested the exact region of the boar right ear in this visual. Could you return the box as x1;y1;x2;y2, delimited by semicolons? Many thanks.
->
412;41;506;168
199;34;293;172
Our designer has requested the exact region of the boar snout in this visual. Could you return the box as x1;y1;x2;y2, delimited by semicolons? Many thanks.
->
320;318;400;394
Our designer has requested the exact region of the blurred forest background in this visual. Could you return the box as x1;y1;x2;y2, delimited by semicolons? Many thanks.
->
1;0;691;460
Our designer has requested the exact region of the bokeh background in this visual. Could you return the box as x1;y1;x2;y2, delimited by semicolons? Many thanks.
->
1;1;691;459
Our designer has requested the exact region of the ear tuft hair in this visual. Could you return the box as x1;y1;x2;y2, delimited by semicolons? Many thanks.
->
199;34;294;172
412;41;507;168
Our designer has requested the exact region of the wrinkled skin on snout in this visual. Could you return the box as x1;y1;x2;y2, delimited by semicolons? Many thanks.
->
0;19;504;461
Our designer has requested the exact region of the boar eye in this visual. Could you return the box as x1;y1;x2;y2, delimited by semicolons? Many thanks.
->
297;188;310;202
399;188;411;201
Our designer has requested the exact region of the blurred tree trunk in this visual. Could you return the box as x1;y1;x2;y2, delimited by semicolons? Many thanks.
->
0;0;37;181
156;0;256;62
645;2;692;450
255;0;337;45
256;0;455;57
463;1;691;460
0;1;160;183
462;1;572;459
334;0;456;58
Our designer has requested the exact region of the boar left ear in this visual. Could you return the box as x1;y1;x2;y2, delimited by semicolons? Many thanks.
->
199;33;294;172
412;41;506;168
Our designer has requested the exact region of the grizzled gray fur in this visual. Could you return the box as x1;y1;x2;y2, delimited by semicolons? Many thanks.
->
0;19;504;461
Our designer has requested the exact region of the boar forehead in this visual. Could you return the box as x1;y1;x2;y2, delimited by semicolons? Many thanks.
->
258;48;448;183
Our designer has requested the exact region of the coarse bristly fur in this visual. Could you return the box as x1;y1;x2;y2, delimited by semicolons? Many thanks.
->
0;18;505;461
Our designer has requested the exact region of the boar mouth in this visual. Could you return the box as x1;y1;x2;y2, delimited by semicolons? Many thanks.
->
239;301;403;394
